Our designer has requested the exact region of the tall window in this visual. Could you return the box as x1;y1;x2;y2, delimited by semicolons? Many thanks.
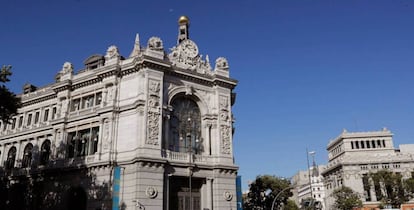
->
40;140;51;165
67;127;99;158
18;116;23;128
43;109;49;122
52;107;57;119
70;92;102;112
22;143;33;168
34;112;40;124
6;146;16;169
11;118;16;129
168;97;202;154
27;113;32;126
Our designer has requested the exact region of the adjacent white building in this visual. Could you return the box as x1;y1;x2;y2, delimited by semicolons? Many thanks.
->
0;16;239;210
292;163;325;209
322;128;414;209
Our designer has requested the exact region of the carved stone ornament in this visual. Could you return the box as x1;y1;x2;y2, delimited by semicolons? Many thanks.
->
147;37;163;51
145;186;158;199
149;80;160;94
60;62;74;74
215;57;229;70
105;45;120;59
219;96;228;109
168;39;212;73
223;191;233;201
147;111;160;145
221;125;231;154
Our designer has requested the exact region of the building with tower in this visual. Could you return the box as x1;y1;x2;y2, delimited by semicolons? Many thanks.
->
0;16;238;210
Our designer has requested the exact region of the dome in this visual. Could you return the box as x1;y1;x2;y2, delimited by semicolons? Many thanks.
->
178;16;189;25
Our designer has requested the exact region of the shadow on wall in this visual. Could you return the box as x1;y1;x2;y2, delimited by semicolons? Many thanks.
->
0;141;112;210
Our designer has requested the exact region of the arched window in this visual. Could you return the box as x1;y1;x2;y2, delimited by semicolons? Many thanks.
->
6;146;16;169
168;97;202;154
40;140;51;165
22;143;33;168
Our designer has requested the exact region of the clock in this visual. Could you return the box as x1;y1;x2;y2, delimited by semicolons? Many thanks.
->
179;39;198;58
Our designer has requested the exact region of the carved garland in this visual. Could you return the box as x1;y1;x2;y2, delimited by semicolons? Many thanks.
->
219;95;231;154
146;80;161;145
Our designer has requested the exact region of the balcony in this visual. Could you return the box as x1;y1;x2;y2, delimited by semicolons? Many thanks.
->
161;149;208;164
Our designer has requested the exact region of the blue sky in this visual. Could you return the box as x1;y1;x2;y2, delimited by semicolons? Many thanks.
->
1;0;414;190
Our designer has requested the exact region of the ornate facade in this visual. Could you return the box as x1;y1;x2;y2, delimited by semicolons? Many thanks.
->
0;16;238;210
322;128;414;209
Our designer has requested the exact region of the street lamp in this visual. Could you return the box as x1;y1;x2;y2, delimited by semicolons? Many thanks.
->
271;186;293;210
180;108;200;210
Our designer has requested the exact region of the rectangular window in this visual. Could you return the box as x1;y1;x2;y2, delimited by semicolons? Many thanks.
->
95;92;102;105
27;114;32;126
34;112;40;124
81;95;94;109
43;109;49;122
372;140;376;148
71;99;80;111
366;140;370;148
52;107;57;119
355;141;359;149
351;141;354;149
11;118;16;129
2;121;6;131
18;116;23;128
67;126;100;158
382;140;386;148
361;141;365;149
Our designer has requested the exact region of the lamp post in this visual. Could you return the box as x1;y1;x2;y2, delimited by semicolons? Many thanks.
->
270;186;293;210
182;109;200;210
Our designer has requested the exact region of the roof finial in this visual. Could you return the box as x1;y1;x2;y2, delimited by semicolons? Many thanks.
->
177;16;190;44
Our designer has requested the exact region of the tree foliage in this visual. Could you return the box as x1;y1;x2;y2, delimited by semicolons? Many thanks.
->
332;186;362;210
368;170;412;208
0;65;21;122
243;175;292;210
283;199;299;210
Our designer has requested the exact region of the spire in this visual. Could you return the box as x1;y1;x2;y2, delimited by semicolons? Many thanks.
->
129;33;141;57
177;16;190;44
311;154;319;177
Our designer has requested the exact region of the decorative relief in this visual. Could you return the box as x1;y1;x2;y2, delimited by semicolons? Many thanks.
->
219;95;231;154
224;191;233;201
147;37;163;51
220;125;231;154
215;57;229;70
219;96;229;109
149;80;160;95
60;62;74;75
105;45;120;60
147;80;161;145
148;96;159;108
168;39;212;74
147;112;160;145
103;119;110;151
145;186;158;199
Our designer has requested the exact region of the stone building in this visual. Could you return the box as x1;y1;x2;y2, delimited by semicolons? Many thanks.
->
0;16;238;210
322;128;414;209
292;164;325;209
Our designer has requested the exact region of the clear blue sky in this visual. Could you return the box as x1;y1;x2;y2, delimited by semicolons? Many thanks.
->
2;0;414;191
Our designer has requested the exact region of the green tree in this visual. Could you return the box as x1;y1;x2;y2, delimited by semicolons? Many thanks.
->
283;199;299;210
243;175;292;210
369;170;411;208
0;65;21;122
332;186;362;210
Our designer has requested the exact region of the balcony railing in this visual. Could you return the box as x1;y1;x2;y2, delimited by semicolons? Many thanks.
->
161;149;208;163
